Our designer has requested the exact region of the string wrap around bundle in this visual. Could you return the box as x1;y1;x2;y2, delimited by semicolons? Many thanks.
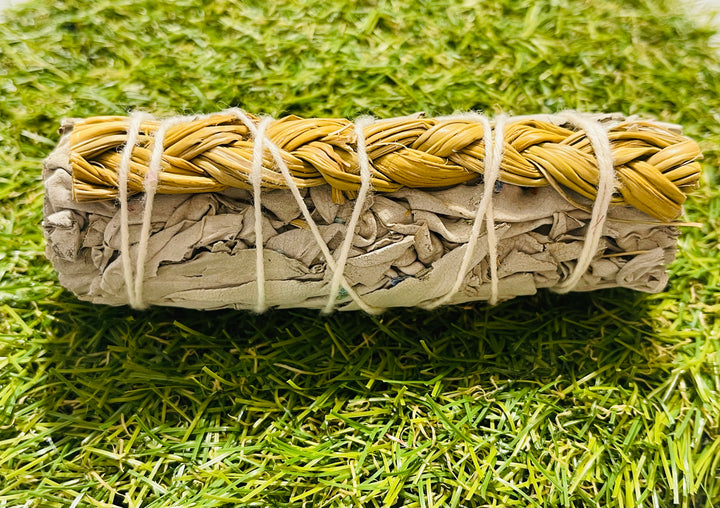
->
42;109;702;312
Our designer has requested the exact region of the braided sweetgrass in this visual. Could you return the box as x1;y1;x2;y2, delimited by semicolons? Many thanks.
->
69;112;702;222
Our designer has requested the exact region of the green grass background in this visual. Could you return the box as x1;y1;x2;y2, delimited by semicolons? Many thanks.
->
1;0;719;506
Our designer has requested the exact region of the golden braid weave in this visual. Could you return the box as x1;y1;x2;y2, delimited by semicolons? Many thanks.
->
68;113;702;222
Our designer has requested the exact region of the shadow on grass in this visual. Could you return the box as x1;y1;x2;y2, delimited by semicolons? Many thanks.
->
13;287;704;507
37;287;664;419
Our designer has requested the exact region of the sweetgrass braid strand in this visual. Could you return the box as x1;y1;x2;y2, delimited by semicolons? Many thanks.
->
68;112;702;222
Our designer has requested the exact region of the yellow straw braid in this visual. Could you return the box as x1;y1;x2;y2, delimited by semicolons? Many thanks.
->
68;113;702;222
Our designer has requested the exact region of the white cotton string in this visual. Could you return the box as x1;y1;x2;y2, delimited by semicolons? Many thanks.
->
132;115;199;309
322;116;374;314
485;115;506;305
224;108;381;314
249;117;273;313
552;111;616;293
118;111;150;309
424;112;501;309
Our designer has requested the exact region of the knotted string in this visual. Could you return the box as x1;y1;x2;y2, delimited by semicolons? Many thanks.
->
485;114;507;305
322;116;375;314
225;108;382;314
117;111;150;308
120;113;215;309
552;111;616;293
424;112;504;309
249;117;273;313
135;116;202;308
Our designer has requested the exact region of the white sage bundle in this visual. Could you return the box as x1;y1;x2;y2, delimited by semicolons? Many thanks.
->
42;110;699;312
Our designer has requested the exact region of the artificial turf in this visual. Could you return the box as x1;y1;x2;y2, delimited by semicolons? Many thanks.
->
1;0;719;506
